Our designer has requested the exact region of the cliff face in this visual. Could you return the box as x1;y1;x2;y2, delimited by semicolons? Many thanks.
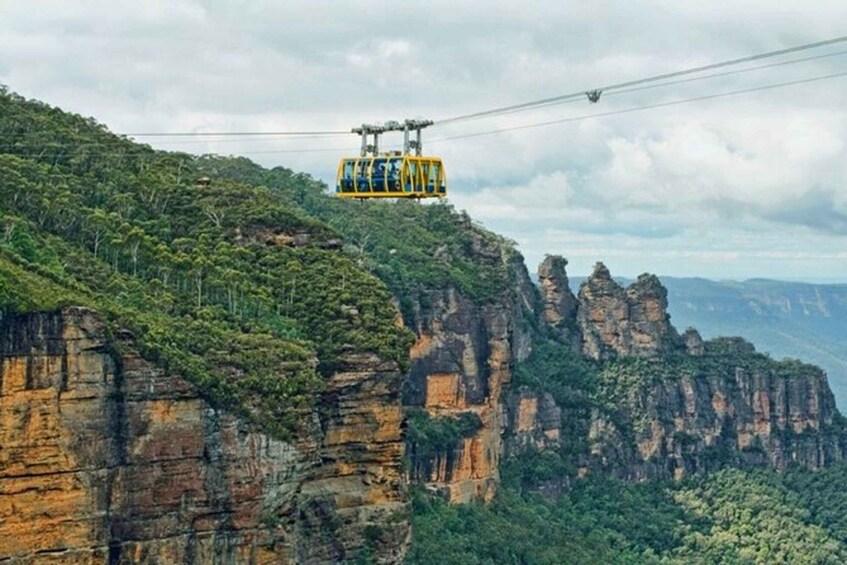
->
578;262;682;359
404;244;847;501
0;308;408;563
505;258;847;484
537;255;579;350
403;230;538;503
506;360;846;483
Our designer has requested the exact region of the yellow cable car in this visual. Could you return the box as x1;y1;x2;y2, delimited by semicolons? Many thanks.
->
335;155;446;199
335;119;446;199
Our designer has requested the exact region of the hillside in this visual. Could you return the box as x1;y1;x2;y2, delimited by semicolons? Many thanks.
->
0;87;418;561
2;87;847;563
410;464;847;563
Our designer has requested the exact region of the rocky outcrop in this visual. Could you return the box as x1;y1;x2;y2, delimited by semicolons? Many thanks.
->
506;260;847;485
504;386;563;453
403;237;538;503
506;346;847;482
537;255;579;349
682;327;705;356
578;263;682;359
0;308;408;563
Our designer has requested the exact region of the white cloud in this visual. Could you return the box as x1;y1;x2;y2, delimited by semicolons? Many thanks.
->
1;0;846;280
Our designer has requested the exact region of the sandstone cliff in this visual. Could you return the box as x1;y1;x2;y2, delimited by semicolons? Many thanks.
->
0;308;408;564
505;259;847;485
537;255;579;350
404;242;847;503
577;262;683;359
403;226;538;503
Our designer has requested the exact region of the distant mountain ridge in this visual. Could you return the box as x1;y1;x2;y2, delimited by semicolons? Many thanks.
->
570;276;847;408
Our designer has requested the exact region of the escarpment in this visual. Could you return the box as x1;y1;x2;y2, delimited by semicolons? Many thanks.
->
3;85;847;562
400;232;847;502
0;308;408;564
504;258;847;486
402;225;538;503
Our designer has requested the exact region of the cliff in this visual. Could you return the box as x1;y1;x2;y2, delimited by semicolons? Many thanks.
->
577;262;683;359
3;86;847;561
399;235;847;502
402;222;538;503
0;308;408;563
504;258;847;486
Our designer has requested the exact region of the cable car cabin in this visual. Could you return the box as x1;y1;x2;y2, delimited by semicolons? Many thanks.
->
335;155;446;199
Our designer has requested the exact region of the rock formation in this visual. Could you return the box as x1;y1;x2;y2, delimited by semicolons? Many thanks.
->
0;308;408;563
578;263;682;359
682;327;705;356
537;255;580;349
403;236;538;503
505;261;847;484
505;348;847;482
3;234;846;562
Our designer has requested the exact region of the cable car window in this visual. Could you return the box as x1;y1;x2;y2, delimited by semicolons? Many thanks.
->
420;162;429;186
340;160;355;192
372;158;387;191
356;160;370;192
407;161;418;192
388;158;402;191
424;161;438;193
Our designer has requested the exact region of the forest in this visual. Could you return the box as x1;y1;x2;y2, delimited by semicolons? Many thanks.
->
408;464;847;564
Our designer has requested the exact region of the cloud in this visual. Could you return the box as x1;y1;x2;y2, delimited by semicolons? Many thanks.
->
1;0;846;280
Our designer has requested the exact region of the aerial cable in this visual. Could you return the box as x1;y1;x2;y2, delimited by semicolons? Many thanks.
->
434;35;847;125
0;132;349;150
1;146;351;159
4;38;845;144
429;70;847;143
5;71;845;158
123;129;348;138
460;48;847;121
5;48;845;153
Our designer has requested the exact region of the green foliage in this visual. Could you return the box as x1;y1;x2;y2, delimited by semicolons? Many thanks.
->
0;88;414;439
410;466;847;563
406;408;483;459
513;340;599;406
670;468;847;562
152;153;521;324
299;196;517;324
408;479;684;564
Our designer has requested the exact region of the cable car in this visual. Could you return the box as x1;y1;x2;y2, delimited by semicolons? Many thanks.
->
335;119;446;199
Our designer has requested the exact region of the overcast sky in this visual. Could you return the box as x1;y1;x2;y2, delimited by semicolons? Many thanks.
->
2;1;846;281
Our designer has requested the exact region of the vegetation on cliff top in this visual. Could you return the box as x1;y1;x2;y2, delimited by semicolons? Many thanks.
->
0;86;519;438
0;87;420;439
182;154;521;324
405;408;484;461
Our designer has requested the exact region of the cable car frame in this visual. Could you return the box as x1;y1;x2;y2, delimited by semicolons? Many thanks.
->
335;119;446;199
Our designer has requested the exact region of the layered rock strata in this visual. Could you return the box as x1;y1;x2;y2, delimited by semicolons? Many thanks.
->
577;262;682;359
0;308;408;564
506;359;846;482
506;259;847;483
403;234;538;503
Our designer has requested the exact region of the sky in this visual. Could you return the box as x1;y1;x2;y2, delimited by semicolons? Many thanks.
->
1;1;846;282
